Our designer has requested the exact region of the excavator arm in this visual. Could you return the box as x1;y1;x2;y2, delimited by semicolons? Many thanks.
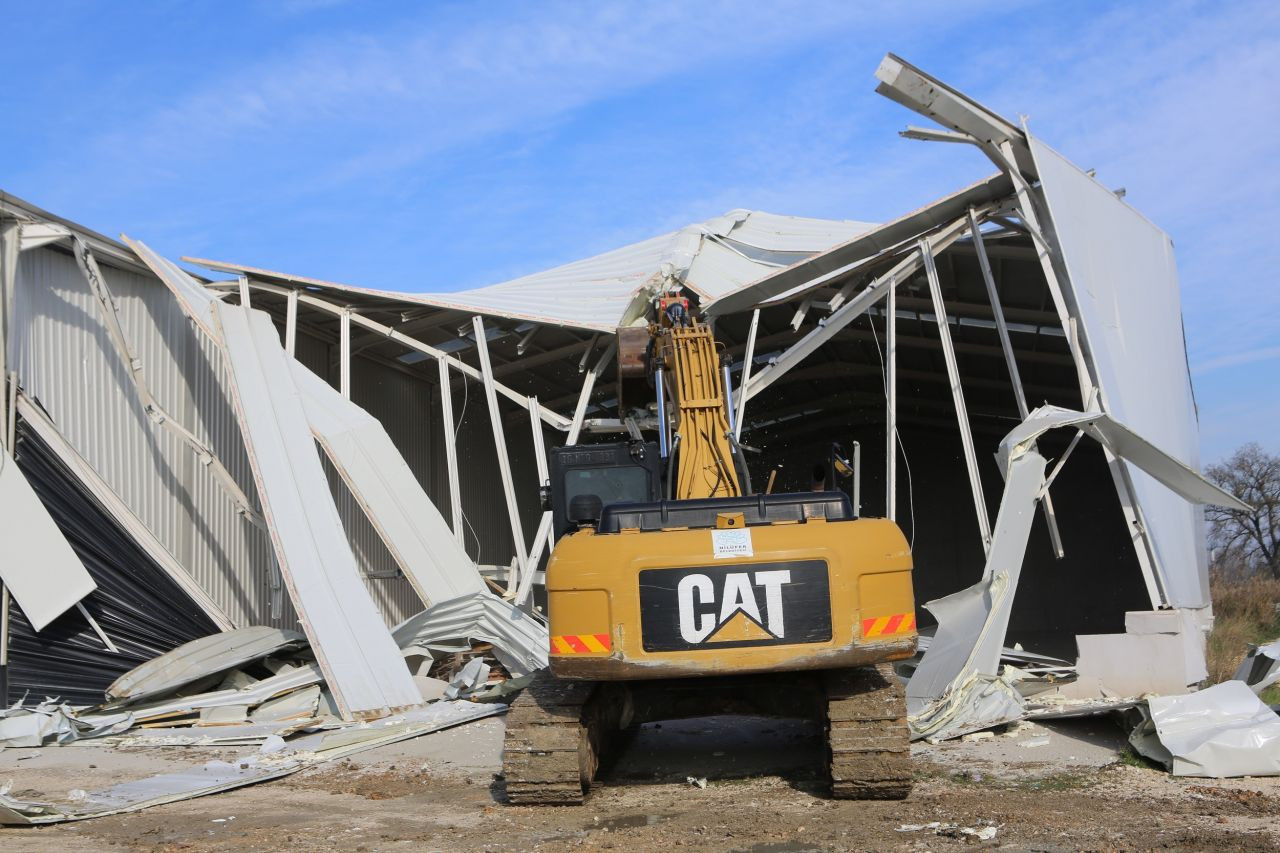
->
659;321;742;500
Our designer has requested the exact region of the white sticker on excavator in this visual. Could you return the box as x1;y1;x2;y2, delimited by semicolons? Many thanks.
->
711;528;753;559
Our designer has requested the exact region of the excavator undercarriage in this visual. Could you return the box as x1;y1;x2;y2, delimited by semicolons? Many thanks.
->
502;665;911;804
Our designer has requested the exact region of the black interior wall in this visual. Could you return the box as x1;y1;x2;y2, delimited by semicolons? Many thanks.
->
3;416;219;706
743;414;1149;659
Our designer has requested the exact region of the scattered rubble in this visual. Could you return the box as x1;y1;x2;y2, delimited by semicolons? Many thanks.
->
0;611;533;823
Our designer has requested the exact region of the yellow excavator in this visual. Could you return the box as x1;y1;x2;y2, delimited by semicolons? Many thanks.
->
502;295;917;804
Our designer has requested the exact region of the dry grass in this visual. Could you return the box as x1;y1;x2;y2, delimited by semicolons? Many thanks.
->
1206;572;1280;701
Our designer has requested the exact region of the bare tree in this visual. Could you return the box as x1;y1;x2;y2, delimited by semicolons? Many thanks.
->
1206;443;1280;579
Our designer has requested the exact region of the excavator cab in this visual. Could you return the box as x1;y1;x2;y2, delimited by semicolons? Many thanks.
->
503;302;917;805
546;441;662;542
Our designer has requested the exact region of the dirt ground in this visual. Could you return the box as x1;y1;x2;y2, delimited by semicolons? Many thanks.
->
4;713;1280;851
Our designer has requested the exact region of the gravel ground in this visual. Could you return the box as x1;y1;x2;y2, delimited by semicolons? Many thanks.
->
3;713;1279;851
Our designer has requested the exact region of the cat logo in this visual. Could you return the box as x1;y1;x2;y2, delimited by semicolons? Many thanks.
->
638;560;832;652
677;569;791;644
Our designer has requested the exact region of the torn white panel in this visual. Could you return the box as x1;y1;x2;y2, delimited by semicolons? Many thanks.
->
208;300;420;720
0;700;505;825
121;236;220;339
15;395;233;630
198;704;249;726
126;238;440;718
910;673;1025;744
112;721;319;747
444;657;491;700
997;406;1247;511
249;684;321;724
0;701;134;748
0;705;77;748
393;592;549;677
106;627;306;704
1235;640;1280;695
906;449;1045;739
88;663;323;728
0;441;97;631
1024;697;1140;720
1130;681;1280;778
1029;137;1209;608
908;406;1243;739
288;360;486;606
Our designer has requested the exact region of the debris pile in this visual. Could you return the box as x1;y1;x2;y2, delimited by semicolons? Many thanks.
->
0;615;530;824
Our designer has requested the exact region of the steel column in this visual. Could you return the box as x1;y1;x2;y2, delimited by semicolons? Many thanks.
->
922;239;992;552
733;308;759;441
339;309;351;399
518;395;554;604
472;316;529;599
566;341;617;446
886;272;897;522
436;356;464;547
969;207;1065;558
285;288;298;357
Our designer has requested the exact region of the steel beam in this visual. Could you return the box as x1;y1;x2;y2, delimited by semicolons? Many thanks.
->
969;207;1065;558
339;309;351;399
436;356;464;547
743;212;977;405
285;289;298;357
732;309;760;441
578;333;600;373
208;280;571;430
472;316;529;599
923;238;992;552
566;341;617;445
886;267;897;522
517;395;554;605
0;220;17;464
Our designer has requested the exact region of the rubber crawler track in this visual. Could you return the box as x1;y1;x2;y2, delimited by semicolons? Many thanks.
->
503;664;912;804
501;671;596;805
824;663;913;799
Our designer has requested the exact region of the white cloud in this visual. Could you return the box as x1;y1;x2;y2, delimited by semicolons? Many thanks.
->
1193;346;1280;375
83;4;947;192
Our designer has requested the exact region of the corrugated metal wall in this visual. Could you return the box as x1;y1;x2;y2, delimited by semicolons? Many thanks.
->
11;242;545;633
11;245;280;628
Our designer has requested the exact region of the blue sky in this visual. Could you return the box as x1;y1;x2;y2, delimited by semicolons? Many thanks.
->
4;1;1277;461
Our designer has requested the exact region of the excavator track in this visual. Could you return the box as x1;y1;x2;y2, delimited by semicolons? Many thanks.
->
824;664;913;800
501;671;597;805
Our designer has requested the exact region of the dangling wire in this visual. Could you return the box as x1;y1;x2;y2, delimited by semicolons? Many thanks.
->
452;371;482;564
868;311;916;549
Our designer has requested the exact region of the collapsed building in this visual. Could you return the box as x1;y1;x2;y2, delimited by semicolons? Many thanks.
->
0;54;1249;756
